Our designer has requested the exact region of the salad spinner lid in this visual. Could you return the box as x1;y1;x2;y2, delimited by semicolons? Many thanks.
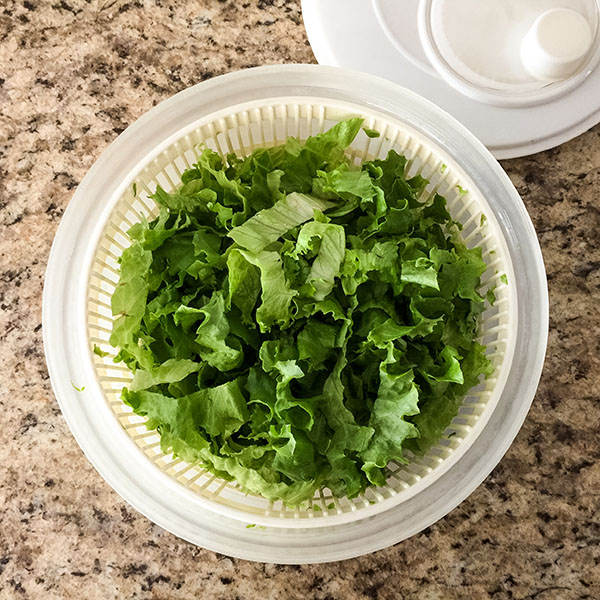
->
302;0;600;157
419;0;599;107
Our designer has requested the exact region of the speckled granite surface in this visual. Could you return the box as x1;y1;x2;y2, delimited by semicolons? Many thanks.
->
1;1;599;598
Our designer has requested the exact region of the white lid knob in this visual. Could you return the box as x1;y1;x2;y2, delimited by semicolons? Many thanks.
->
521;8;593;82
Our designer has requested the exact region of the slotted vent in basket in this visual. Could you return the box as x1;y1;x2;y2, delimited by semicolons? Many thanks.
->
86;99;515;526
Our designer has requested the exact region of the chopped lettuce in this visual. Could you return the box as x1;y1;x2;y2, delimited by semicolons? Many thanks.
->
110;119;492;505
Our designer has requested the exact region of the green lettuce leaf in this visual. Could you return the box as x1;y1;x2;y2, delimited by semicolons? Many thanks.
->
110;118;492;506
293;221;346;300
228;192;333;253
360;364;420;486
237;249;297;332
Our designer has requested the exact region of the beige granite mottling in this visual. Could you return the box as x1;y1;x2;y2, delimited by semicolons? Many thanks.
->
0;1;599;598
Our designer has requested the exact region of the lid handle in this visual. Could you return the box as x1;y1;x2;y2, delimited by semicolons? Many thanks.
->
521;8;593;82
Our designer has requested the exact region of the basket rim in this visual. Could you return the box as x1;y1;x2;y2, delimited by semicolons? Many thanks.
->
43;64;548;563
83;94;517;528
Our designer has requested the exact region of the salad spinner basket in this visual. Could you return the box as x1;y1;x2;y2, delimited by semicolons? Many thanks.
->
43;65;547;563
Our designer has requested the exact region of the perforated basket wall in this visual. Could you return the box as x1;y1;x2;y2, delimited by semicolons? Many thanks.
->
86;99;514;526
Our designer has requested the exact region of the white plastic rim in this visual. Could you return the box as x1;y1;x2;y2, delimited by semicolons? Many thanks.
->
418;0;600;107
43;65;548;563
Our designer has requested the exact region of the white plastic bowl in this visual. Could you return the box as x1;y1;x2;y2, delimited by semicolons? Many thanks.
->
43;64;547;563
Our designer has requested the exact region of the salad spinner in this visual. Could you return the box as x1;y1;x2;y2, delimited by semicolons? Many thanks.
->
43;65;548;563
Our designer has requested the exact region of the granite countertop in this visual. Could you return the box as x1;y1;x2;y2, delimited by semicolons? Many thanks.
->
1;1;599;598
